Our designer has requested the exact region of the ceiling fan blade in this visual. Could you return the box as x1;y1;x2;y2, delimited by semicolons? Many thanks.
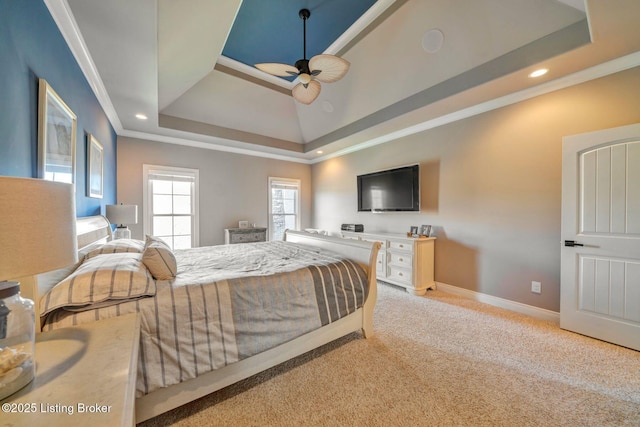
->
255;62;299;77
309;54;350;83
292;80;321;105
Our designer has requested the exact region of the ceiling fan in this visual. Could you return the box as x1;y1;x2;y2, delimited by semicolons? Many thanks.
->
255;8;350;105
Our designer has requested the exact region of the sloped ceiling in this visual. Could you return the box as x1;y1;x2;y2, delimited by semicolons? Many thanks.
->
50;0;640;163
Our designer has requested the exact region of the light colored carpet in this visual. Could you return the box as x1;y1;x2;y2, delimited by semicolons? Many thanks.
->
139;283;640;426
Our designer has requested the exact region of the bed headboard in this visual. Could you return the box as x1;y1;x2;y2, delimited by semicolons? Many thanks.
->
76;215;112;250
24;215;112;331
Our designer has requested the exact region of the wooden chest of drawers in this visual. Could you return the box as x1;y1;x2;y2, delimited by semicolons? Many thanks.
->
224;227;267;244
341;231;435;295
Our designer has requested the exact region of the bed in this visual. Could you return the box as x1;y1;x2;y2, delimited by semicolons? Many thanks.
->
26;216;380;423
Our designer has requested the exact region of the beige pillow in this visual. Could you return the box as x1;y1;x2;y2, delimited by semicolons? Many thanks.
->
142;236;177;280
41;252;155;315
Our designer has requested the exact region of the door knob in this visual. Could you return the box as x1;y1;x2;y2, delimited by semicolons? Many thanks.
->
564;240;584;247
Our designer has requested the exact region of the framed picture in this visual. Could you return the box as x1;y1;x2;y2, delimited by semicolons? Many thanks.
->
87;134;103;198
38;79;77;184
420;225;432;237
238;220;249;229
409;226;419;235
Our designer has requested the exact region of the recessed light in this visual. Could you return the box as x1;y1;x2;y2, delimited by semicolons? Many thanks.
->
529;69;548;78
316;150;323;154
135;113;148;120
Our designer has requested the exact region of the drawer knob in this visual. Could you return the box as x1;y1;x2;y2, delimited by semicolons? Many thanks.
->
399;244;404;248
398;272;403;276
399;257;403;262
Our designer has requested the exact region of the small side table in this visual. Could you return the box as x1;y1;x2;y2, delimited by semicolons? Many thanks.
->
1;314;140;427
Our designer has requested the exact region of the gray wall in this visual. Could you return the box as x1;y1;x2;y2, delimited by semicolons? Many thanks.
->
311;67;640;312
116;137;311;247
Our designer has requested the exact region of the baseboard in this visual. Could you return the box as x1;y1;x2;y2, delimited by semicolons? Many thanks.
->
435;282;560;323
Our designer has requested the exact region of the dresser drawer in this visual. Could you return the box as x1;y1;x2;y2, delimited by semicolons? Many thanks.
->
388;251;412;268
387;266;412;285
388;240;411;251
225;228;267;244
230;232;264;243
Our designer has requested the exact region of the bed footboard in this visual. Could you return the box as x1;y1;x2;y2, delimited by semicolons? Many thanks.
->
283;229;380;337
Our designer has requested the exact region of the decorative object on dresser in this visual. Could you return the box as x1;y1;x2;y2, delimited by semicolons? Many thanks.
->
420;224;432;237
342;230;436;296
106;203;138;239
0;177;78;400
224;227;267;244
341;223;364;232
238;220;249;229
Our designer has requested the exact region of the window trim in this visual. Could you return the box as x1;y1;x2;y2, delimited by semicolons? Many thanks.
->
268;177;301;241
143;164;200;248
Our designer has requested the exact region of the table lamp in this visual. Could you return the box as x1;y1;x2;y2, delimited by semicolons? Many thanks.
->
106;204;138;239
0;176;78;398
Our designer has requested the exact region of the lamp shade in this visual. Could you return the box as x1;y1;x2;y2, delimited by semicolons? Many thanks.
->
106;204;138;225
0;177;78;281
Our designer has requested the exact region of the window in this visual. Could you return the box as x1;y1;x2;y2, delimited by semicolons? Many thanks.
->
269;177;300;241
143;165;199;249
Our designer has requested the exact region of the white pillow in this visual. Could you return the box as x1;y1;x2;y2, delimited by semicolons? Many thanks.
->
84;239;146;259
41;252;155;315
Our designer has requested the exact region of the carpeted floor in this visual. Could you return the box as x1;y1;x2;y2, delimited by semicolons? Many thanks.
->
139;283;640;426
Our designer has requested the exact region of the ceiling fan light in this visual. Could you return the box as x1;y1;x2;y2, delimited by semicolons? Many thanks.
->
299;73;312;85
292;80;321;104
309;54;350;83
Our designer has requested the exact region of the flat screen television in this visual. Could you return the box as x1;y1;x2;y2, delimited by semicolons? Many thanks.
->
357;165;419;212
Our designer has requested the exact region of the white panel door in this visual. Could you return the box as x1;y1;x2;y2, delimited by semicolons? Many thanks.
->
561;123;640;351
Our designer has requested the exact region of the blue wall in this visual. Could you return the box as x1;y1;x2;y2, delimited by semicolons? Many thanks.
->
0;0;116;216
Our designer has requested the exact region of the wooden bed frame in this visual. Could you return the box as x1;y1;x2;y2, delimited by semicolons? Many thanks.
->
26;216;380;423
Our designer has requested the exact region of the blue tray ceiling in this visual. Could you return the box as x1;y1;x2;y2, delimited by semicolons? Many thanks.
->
222;0;377;74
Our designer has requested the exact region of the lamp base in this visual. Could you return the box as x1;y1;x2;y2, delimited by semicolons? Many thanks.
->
0;281;36;401
113;226;131;240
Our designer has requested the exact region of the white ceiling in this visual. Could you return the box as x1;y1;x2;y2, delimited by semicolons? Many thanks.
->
47;0;640;163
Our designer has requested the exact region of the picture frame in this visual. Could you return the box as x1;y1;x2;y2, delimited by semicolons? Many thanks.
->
87;134;103;198
238;220;249;229
37;79;77;184
409;226;419;235
420;225;432;237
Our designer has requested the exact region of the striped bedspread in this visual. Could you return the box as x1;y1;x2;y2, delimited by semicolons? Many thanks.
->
42;241;369;397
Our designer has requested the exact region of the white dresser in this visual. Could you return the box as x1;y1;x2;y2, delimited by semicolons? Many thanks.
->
341;231;436;295
224;227;267;244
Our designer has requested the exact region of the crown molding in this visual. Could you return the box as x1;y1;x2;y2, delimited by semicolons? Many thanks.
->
44;0;123;132
311;51;640;163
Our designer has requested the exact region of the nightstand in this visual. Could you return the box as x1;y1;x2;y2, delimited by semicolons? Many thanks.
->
224;227;267;244
1;314;140;426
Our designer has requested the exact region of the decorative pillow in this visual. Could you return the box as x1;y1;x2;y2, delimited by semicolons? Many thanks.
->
40;252;155;316
142;235;177;280
84;239;146;259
